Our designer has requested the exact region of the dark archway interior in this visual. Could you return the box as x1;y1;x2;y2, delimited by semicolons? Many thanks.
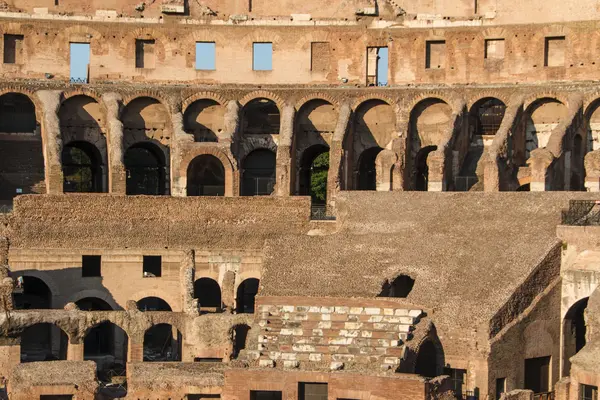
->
20;323;68;363
62;141;102;193
415;340;438;378
241;149;276;196
194;278;222;311
378;275;415;298
14;276;51;309
0;93;37;133
236;278;260;314
76;298;114;357
472;98;506;136
232;325;251;358
563;297;589;375
243;98;280;135
299;145;329;204
124;143;166;195
138;296;172;311
143;324;182;362
357;147;383;191
187;155;225;196
415;146;437;191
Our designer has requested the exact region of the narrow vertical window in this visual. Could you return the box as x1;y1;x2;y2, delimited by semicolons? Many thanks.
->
136;39;156;69
366;47;388;86
253;43;272;71
69;42;90;83
4;34;24;64
196;42;216;70
495;378;506;400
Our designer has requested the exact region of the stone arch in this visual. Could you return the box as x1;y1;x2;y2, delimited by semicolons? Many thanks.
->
378;275;415;298
182;92;227;111
55;25;108;57
186;154;226;196
179;146;235;197
401;322;445;377
66;289;119;310
137;296;172;312
522;97;568;161
118;27;176;64
0;88;43;121
293;31;336;51
466;91;510;111
562;297;589;376
194;277;222;312
242;29;283;47
20;322;68;363
131;289;179;312
83;320;129;372
239;91;285;110
584;97;600;152
13;275;53;310
236;278;260;314
182;31;228;68
0;91;45;202
183;98;225;143
405;92;456;115
352;94;398;111
295;93;340;110
16;270;60;300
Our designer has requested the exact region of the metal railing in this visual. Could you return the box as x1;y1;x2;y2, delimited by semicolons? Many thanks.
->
561;200;600;226
310;205;336;221
69;77;88;84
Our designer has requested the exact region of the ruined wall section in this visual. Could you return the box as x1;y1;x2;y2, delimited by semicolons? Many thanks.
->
250;297;424;372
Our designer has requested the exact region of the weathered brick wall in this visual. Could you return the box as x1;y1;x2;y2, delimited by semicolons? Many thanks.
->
250;297;423;371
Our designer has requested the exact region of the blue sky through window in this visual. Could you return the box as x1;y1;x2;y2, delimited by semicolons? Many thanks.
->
196;42;216;70
377;47;388;86
253;43;272;71
70;43;90;82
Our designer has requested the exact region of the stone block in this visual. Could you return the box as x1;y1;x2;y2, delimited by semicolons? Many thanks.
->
334;306;349;314
281;352;297;360
409;310;423;317
317;321;332;329
332;354;355;362
330;361;344;371
383;308;395;316
292;344;315;352
312;329;324;336
394;309;409;316
283;360;300;369
321;306;335;313
259;359;275;368
321;314;331;321
344;322;362;330
309;306;321;313
365;307;381;315
361;331;373;338
281;306;295;312
268;351;281;360
339;329;360;338
349;307;364;314
309;353;322;362
280;329;293;336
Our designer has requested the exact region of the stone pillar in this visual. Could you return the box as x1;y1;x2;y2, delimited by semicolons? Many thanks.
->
35;90;63;194
180;249;197;316
67;340;84;361
222;100;240;144
102;92;126;194
585;150;600;192
529;148;555;191
222;270;236;312
327;103;352;209
275;104;295;197
170;110;189;197
426;150;445;191
128;339;144;362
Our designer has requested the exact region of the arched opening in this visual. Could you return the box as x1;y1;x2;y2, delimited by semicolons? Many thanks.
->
183;99;223;142
521;99;568;163
62;141;103;193
378;275;415;298
415;340;439;378
587;99;600;152
241;149;276;196
194;278;222;312
415;146;437;191
0;93;44;205
243;98;280;135
563;297;589;375
456;98;506;191
20;323;68;363
232;324;251;359
409;99;452;190
59;95;106;193
124;142;166;195
357;147;383;191
137;297;172;312
186;154;225;196
299;145;329;205
345;100;395;190
236;278;259;314
13;275;51;309
143;324;182;362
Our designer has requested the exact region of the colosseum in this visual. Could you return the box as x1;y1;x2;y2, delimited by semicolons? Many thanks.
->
0;0;599;399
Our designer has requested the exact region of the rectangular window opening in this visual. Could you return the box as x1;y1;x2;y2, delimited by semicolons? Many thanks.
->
143;255;162;278
136;39;156;69
496;378;506;400
299;382;328;400
366;47;388;86
69;42;90;83
187;395;221;400
485;39;505;60
82;255;101;277
544;36;565;67
3;34;24;64
311;42;331;73
194;357;223;363
250;391;282;400
253;42;273;71
196;42;216;71
580;384;598;400
524;356;551;394
426;40;446;69
40;396;74;400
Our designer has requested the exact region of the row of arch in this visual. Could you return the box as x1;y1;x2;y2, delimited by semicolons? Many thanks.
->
0;91;595;203
14;275;260;315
